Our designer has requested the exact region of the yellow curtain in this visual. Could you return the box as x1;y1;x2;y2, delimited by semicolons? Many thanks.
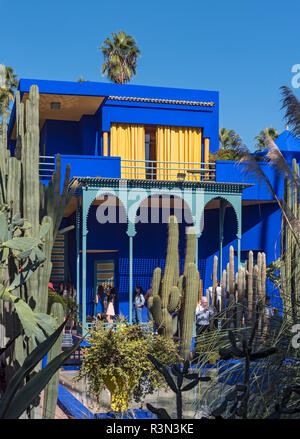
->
110;123;145;179
156;126;202;181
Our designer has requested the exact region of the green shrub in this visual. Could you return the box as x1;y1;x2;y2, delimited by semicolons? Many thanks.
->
76;319;179;408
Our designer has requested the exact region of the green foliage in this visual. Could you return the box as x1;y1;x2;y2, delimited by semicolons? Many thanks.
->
0;82;78;418
0;317;83;419
42;302;64;419
254;127;279;152
0;207;57;340
0;64;18;118
210;128;248;162
76;320;179;407
47;291;78;320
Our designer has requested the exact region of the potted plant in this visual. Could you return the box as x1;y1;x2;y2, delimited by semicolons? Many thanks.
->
76;318;179;414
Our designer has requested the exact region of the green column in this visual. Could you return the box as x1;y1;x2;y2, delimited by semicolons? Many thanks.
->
82;231;87;329
219;199;226;281
129;235;133;324
76;197;80;311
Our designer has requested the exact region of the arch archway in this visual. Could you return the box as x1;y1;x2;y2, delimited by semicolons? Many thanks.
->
198;195;241;294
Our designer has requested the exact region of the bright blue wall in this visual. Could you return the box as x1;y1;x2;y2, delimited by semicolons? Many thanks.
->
42;120;81;156
58;155;121;191
101;103;218;152
79;115;98;156
215;160;285;200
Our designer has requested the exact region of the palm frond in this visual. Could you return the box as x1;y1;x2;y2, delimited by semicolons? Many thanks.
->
280;86;300;138
264;134;300;199
238;154;300;247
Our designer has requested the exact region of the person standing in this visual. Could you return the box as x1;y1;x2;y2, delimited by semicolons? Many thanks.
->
216;282;222;312
195;296;215;336
95;284;105;320
106;287;116;323
133;286;145;324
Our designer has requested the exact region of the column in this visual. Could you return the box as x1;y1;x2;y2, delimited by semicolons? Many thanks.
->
236;199;242;269
76;197;80;311
81;190;90;330
82;231;87;329
218;199;226;280
128;234;134;324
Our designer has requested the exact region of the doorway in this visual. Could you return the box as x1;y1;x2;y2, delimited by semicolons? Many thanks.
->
94;258;118;315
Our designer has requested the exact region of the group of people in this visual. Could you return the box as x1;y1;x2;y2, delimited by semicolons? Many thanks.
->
94;283;153;324
94;280;282;343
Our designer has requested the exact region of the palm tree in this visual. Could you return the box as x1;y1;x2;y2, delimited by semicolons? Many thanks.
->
77;77;90;82
98;31;140;84
0;65;18;117
254;127;279;152
210;128;247;162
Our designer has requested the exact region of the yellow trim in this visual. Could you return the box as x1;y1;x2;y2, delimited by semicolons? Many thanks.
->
103;132;108;156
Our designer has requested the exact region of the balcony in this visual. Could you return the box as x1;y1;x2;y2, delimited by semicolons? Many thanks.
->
120;159;216;181
39;155;216;183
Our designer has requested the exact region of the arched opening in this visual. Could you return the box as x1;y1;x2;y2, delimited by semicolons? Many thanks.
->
199;197;239;293
83;194;128;319
133;193;195;321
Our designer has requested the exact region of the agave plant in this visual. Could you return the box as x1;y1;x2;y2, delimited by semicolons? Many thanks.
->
0;316;84;419
146;354;210;419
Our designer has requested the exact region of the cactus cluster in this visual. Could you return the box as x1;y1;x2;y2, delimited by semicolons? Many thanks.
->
208;246;267;332
148;216;200;361
0;84;77;418
280;158;300;324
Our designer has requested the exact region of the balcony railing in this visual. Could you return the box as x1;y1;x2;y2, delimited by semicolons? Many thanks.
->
39;155;55;180
121;159;216;181
38;155;216;182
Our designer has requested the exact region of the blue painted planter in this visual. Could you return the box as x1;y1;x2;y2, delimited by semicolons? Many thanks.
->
95;409;157;419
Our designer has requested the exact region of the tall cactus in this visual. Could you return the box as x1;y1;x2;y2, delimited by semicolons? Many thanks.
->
0;83;78;418
280;159;300;324
211;248;267;330
149;216;200;361
42;302;64;419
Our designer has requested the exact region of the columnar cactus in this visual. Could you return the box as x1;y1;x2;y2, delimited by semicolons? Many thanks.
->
212;246;267;330
280;159;300;324
148;216;200;361
42;302;64;419
0;84;78;418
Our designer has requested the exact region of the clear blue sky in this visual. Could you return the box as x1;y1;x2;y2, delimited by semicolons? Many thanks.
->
2;0;300;150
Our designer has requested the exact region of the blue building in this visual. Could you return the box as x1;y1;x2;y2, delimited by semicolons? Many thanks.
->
7;79;299;325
